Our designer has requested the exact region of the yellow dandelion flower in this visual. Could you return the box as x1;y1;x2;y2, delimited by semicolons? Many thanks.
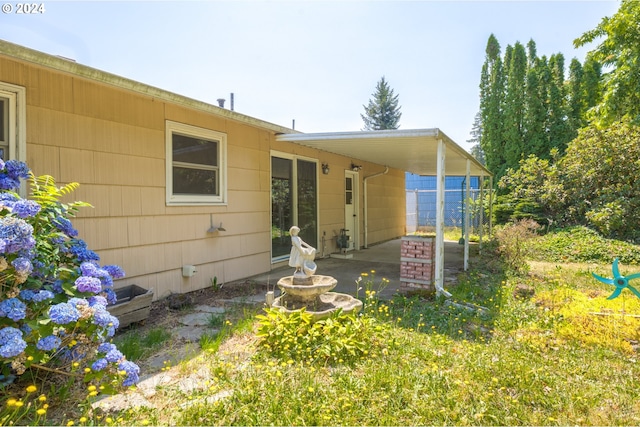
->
26;385;37;393
6;398;17;407
36;408;47;415
66;420;74;426
15;400;24;407
38;394;47;402
27;355;33;361
141;420;150;426
80;417;87;423
87;385;97;392
84;368;91;373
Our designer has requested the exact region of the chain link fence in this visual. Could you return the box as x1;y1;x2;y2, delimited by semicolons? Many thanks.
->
406;189;490;234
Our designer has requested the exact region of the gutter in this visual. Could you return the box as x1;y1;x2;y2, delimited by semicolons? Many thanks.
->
363;166;389;248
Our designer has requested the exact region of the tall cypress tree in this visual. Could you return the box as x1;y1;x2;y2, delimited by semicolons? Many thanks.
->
479;34;505;177
567;58;585;139
361;76;402;130
503;42;527;172
524;60;548;158
547;53;570;153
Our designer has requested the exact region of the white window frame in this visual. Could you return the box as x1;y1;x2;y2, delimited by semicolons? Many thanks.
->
0;82;27;196
165;121;227;205
0;82;26;164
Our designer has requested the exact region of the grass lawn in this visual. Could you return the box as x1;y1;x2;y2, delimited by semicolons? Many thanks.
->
6;226;640;426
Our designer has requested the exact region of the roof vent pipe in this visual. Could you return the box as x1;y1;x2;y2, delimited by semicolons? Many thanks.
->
217;98;226;108
230;93;234;111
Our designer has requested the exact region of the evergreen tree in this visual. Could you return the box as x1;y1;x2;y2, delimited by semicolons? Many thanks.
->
503;42;527;172
467;112;485;165
524;58;548;158
567;58;585;139
479;34;505;178
361;76;402;130
547;53;570;153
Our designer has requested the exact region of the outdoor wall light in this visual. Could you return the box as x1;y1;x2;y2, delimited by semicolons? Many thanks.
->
351;163;362;172
207;213;227;233
322;163;330;175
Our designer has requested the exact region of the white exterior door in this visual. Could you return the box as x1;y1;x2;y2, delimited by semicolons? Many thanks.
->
344;170;359;251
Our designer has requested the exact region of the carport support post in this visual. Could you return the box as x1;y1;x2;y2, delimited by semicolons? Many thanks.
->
478;175;484;251
435;139;451;297
464;159;470;271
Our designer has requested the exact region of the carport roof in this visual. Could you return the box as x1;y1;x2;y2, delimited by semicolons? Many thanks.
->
276;128;491;177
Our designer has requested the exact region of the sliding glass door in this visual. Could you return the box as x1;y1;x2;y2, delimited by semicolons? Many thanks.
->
271;154;318;261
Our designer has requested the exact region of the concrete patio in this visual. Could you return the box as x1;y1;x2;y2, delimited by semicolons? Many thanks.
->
247;238;473;299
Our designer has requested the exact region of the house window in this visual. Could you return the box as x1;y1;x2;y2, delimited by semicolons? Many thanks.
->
165;121;226;205
0;82;26;164
0;96;8;160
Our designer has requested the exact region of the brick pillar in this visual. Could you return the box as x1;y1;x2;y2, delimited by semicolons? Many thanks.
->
399;236;435;295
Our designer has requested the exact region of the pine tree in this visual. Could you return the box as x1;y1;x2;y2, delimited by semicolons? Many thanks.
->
361;76;402;130
467;112;485;165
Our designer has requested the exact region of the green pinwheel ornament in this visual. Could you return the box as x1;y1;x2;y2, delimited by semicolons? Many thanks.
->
592;258;640;300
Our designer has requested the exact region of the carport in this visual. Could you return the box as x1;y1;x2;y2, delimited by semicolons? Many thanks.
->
276;128;493;297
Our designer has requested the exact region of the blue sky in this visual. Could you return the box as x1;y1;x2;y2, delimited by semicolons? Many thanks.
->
0;0;620;150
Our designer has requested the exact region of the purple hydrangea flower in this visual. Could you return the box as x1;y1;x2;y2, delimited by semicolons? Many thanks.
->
52;216;78;237
79;262;99;277
0;175;20;191
118;360;140;386
103;288;117;305
11;200;41;218
67;297;89;308
11;256;32;275
0;216;35;254
98;342;116;354
103;265;125;279
49;302;81;325
0;193;18;209
19;289;36;301
0;327;27;358
92;358;108;371
68;239;99;262
88;296;108;308
75;276;102;293
0;298;27;321
36;335;62;351
105;348;124;363
4;160;30;180
31;290;55;302
93;307;117;328
100;274;113;287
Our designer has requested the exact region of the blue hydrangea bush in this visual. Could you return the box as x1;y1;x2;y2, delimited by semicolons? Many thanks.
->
0;159;139;390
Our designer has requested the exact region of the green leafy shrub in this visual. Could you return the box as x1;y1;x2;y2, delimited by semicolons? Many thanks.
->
528;226;640;265
256;308;391;365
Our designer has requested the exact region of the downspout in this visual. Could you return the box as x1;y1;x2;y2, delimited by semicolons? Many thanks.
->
363;166;389;249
